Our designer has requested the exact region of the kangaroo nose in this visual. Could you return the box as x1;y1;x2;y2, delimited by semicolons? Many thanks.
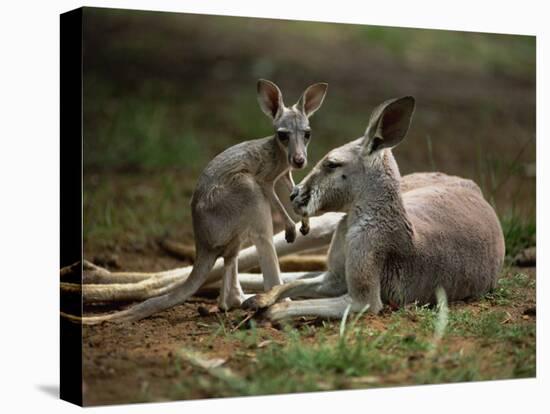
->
293;155;305;168
290;186;300;201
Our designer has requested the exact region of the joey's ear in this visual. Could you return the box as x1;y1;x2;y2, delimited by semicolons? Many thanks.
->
257;79;284;120
297;82;328;117
363;96;415;155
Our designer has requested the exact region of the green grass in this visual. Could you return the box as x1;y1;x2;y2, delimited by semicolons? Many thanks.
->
500;212;536;260
83;172;195;249
357;26;535;79
82;8;535;175
84;78;208;172
169;316;534;398
165;269;535;400
483;271;535;305
171;321;425;397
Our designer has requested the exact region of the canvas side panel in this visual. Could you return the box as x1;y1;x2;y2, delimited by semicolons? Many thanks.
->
60;7;83;407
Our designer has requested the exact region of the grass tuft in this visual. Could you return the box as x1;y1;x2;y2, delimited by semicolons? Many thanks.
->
500;212;536;260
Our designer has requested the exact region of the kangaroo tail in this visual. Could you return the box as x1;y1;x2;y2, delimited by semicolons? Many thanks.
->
76;251;218;324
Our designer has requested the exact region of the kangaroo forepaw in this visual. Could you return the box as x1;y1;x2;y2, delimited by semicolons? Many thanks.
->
300;217;310;236
285;226;297;243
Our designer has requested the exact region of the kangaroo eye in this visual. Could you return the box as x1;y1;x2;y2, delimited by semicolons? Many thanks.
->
304;131;311;140
277;131;290;142
325;161;342;169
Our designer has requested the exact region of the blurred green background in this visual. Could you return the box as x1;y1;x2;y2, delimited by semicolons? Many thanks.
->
82;7;535;259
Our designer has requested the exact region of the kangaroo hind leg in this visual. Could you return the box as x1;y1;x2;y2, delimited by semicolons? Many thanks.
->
243;270;345;310
218;239;246;310
265;294;368;321
250;230;283;292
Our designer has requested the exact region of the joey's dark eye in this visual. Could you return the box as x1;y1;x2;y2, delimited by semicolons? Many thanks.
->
277;131;290;142
304;130;311;140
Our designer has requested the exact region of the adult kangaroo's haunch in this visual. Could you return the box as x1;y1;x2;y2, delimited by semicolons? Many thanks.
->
80;79;328;323
244;96;505;320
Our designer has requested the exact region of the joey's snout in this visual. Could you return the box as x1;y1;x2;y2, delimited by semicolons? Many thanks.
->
291;153;306;169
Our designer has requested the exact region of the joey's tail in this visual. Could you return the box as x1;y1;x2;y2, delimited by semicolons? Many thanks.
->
76;251;219;324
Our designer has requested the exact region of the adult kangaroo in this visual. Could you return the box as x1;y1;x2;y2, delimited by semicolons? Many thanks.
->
79;79;328;323
244;96;505;320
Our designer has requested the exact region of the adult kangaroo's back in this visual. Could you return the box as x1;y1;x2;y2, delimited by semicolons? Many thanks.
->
246;96;505;320
395;174;504;305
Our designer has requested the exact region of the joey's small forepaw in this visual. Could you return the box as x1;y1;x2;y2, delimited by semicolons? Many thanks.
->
300;217;310;236
285;227;297;243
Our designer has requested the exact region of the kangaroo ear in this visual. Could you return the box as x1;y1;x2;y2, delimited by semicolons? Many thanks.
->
257;79;284;120
363;96;415;155
297;83;328;117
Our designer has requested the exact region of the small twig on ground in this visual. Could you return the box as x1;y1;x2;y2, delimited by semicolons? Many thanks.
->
230;312;255;333
178;348;247;392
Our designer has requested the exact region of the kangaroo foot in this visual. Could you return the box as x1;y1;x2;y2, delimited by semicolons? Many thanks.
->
242;285;286;310
218;289;246;311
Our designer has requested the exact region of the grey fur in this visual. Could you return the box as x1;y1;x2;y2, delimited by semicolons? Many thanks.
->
245;97;505;320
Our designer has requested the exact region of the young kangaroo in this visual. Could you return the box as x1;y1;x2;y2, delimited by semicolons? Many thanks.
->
244;96;505;320
82;79;328;323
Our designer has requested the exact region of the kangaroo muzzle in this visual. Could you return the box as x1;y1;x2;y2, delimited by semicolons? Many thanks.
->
290;185;311;215
291;153;306;169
